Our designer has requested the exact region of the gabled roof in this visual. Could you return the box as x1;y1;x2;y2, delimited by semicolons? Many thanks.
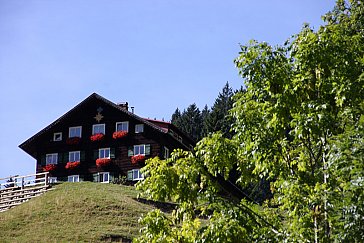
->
19;93;188;154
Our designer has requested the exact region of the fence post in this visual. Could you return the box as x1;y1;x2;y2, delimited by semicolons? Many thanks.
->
45;173;48;187
21;177;24;190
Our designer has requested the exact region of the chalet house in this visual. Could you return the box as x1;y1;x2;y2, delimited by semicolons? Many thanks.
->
19;93;194;184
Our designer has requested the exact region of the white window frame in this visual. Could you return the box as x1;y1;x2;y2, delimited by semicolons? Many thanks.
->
164;146;170;159
46;153;58;165
135;124;144;133
99;148;110;159
127;169;144;181
116;121;129;132
68;175;79;182
69;151;80;162
69;126;82;138
98;172;110;183
133;144;145;155
92;124;105;135
48;177;58;184
53;132;62;141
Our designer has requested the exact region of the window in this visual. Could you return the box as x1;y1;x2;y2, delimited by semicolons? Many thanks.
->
69;126;82;138
164;147;170;159
53;132;62;141
127;169;144;181
98;172;110;183
46;153;58;165
134;145;145;155
48;177;57;184
129;144;150;157
116;122;129;132
69;151;80;162
93;124;105;135
99;148;110;159
135;124;144;133
68;175;79;182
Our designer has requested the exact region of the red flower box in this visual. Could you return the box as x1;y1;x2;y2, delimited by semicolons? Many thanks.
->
43;164;57;172
90;133;104;142
131;154;145;164
66;137;81;145
96;158;111;167
65;161;80;170
112;131;128;139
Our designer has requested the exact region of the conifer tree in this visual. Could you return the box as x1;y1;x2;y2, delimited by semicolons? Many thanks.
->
171;108;182;127
200;105;210;138
180;104;202;142
205;82;234;138
171;105;203;141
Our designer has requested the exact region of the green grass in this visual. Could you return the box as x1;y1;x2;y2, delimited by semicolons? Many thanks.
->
0;182;155;243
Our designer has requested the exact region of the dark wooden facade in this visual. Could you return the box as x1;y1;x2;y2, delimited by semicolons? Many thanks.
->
19;93;194;183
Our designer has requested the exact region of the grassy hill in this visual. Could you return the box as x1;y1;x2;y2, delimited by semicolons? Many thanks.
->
0;182;156;243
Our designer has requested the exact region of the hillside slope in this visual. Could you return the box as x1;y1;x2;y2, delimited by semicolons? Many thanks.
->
0;182;155;243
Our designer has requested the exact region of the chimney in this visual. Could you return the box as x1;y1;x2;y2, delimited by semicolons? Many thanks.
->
117;102;128;111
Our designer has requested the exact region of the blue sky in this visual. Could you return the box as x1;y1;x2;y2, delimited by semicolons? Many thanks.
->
0;0;336;179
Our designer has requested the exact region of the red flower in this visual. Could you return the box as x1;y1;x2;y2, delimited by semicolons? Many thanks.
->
96;158;111;167
90;133;104;142
43;164;57;172
66;137;81;145
65;161;80;170
112;131;128;139
131;154;145;164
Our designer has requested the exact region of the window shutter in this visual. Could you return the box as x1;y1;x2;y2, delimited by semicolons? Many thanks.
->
93;173;98;182
127;170;133;180
161;146;165;158
93;150;99;160
80;151;86;162
110;148;115;159
63;152;69;163
128;147;134;157
40;155;46;166
145;144;151;155
109;172;114;182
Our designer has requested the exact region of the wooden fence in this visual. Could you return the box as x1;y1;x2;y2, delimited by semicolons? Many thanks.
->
0;172;52;212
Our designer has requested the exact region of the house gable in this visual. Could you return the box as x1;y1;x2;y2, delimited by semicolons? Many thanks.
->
19;93;194;182
19;93;181;157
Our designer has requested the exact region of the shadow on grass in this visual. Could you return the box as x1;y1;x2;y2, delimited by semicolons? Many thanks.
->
133;198;178;213
100;234;132;243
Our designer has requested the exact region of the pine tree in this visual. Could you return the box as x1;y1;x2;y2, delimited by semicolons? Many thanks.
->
200;105;210;138
170;82;235;141
205;82;234;138
171;108;182;127
180;104;202;142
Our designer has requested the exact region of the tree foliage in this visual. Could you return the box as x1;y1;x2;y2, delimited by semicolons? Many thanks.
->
135;1;364;242
174;103;202;142
204;82;235;138
171;82;236;141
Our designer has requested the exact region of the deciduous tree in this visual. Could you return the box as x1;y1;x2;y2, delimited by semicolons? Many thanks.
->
135;1;364;242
